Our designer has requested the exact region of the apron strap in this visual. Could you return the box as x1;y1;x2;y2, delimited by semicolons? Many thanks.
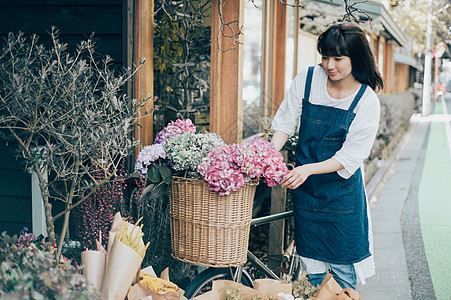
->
348;84;367;112
304;66;315;100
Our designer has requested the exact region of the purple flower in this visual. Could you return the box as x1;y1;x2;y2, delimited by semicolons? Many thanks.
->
17;227;37;245
154;119;196;144
135;144;167;176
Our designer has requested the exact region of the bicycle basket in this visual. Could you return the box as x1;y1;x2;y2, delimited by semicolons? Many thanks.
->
169;176;258;267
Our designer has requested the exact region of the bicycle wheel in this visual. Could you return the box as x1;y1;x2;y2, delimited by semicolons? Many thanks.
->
183;267;254;298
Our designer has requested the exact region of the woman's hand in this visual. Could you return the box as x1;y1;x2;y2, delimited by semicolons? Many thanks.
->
281;165;312;189
280;158;345;189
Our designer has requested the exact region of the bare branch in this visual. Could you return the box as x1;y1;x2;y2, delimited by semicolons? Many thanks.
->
276;0;303;8
0;30;147;248
52;175;112;221
217;0;243;52
341;0;373;25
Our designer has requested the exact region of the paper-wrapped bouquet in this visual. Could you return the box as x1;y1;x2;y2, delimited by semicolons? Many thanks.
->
80;212;149;299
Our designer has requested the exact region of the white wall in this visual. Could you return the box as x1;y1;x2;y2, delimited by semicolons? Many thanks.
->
297;30;321;73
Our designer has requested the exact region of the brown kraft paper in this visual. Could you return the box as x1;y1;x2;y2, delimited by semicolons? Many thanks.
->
81;250;106;294
192;280;267;300
100;239;143;300
253;278;292;298
308;273;361;300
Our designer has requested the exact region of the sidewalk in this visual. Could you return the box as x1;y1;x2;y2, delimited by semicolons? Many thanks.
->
358;95;451;299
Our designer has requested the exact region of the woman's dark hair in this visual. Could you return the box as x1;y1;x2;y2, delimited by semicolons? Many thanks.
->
317;22;384;92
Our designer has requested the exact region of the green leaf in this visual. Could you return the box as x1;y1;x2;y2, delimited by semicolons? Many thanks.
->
159;164;173;184
147;165;162;183
3;234;18;245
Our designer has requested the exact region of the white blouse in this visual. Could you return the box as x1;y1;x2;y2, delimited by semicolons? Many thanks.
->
271;65;380;284
271;65;380;180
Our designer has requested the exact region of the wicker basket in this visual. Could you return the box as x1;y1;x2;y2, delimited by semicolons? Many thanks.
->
169;176;258;267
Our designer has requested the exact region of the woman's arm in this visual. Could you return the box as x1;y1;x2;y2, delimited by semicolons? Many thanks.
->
270;130;289;151
281;158;344;189
334;90;380;178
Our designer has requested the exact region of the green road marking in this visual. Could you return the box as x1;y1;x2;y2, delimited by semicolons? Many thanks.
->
435;100;444;114
418;100;451;299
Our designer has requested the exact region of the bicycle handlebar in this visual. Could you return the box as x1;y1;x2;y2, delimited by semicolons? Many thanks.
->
250;210;294;227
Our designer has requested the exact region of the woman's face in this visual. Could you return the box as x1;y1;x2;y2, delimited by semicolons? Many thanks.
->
321;56;353;82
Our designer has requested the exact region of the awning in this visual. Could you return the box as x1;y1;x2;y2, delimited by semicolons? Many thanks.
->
394;53;423;71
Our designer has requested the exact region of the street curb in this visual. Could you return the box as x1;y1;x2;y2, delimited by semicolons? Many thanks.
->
400;121;435;300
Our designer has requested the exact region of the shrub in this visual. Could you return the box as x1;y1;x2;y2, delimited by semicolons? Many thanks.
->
0;232;99;299
370;89;417;161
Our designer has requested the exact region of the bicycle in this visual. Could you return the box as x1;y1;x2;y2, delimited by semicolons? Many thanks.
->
183;210;302;298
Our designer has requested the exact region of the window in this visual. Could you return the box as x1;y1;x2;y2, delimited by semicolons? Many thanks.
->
242;0;264;138
242;1;293;139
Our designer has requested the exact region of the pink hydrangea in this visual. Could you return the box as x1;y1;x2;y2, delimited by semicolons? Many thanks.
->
154;119;196;144
238;137;288;186
234;137;271;179
262;152;288;187
198;137;288;195
198;145;245;195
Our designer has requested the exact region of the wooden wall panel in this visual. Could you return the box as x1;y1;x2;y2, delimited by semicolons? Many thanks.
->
386;41;394;94
371;34;378;56
0;5;122;34
210;0;244;144
0;171;31;198
262;1;273;125
394;63;409;92
262;1;287;120
292;6;301;80
134;0;154;146
394;63;400;92
271;1;287;116
0;141;32;235
0;197;32;224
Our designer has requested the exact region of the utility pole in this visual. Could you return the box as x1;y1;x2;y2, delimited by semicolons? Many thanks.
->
422;0;433;116
434;42;447;103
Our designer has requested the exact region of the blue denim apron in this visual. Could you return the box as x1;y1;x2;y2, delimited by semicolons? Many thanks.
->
292;66;370;264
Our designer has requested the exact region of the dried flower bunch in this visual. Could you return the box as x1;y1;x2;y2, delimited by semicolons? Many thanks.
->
225;288;266;300
116;218;150;258
139;273;179;293
282;272;321;299
135;119;288;195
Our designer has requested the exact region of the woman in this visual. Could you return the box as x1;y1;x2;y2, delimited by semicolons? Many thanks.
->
271;22;383;289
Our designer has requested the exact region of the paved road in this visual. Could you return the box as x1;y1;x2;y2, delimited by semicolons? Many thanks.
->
358;93;451;300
